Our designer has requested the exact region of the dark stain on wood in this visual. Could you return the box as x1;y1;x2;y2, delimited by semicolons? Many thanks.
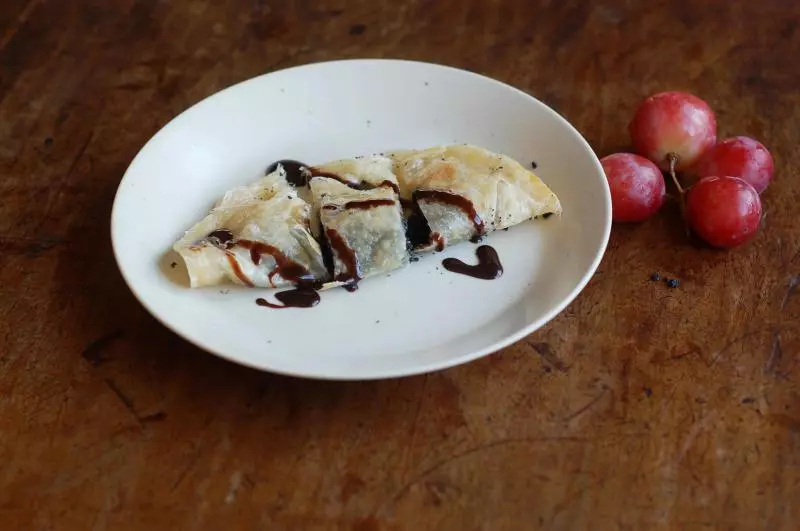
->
140;411;168;423
340;472;366;503
349;23;367;36
531;342;568;372
424;478;459;507
81;330;124;367
768;414;800;434
352;515;381;531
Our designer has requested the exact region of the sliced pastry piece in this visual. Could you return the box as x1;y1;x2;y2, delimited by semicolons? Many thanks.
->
173;168;328;288
391;144;562;250
309;156;407;289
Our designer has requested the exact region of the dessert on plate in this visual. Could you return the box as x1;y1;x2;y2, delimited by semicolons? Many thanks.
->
172;144;562;300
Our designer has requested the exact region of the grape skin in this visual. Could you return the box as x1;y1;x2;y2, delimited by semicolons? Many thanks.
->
694;136;774;193
601;153;666;222
629;91;717;171
686;176;762;248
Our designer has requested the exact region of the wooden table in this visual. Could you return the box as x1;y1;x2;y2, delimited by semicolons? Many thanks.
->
2;1;799;529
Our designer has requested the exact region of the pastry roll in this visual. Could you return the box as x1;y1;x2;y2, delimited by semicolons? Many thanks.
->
392;144;562;249
309;156;407;288
173;168;328;288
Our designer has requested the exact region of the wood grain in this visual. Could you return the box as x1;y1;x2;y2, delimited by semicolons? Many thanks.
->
1;1;799;529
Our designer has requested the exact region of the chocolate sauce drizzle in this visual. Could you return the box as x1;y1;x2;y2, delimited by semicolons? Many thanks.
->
268;159;402;197
225;254;254;286
206;230;314;288
206;230;252;286
442;245;503;280
325;228;360;290
322;198;397;212
236;240;314;285
248;159;506;308
310;169;400;196
430;232;445;252
304;165;399;293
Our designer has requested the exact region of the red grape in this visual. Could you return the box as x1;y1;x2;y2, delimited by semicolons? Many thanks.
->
686;176;762;248
629;91;717;171
694;136;774;193
601;153;666;222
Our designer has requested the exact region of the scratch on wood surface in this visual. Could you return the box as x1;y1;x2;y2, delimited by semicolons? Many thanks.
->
389;436;587;506
532;342;568;372
0;0;41;52
780;275;800;310
172;450;202;491
764;331;783;377
677;413;717;465
0;236;66;256
661;342;703;364
709;329;765;367
787;247;800;269
81;330;124;366
104;378;140;426
65;131;95;178
548;477;608;527
563;389;608;422
34;131;96;234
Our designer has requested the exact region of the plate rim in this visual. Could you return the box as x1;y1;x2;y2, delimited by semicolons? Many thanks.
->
110;58;611;380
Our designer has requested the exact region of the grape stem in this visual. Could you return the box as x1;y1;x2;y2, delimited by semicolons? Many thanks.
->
666;152;690;236
666;153;684;194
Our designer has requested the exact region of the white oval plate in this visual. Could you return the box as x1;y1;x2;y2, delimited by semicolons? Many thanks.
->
111;59;610;380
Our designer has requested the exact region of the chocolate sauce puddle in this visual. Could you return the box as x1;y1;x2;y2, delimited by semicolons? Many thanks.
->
266;160;311;186
256;286;320;309
442;245;503;280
